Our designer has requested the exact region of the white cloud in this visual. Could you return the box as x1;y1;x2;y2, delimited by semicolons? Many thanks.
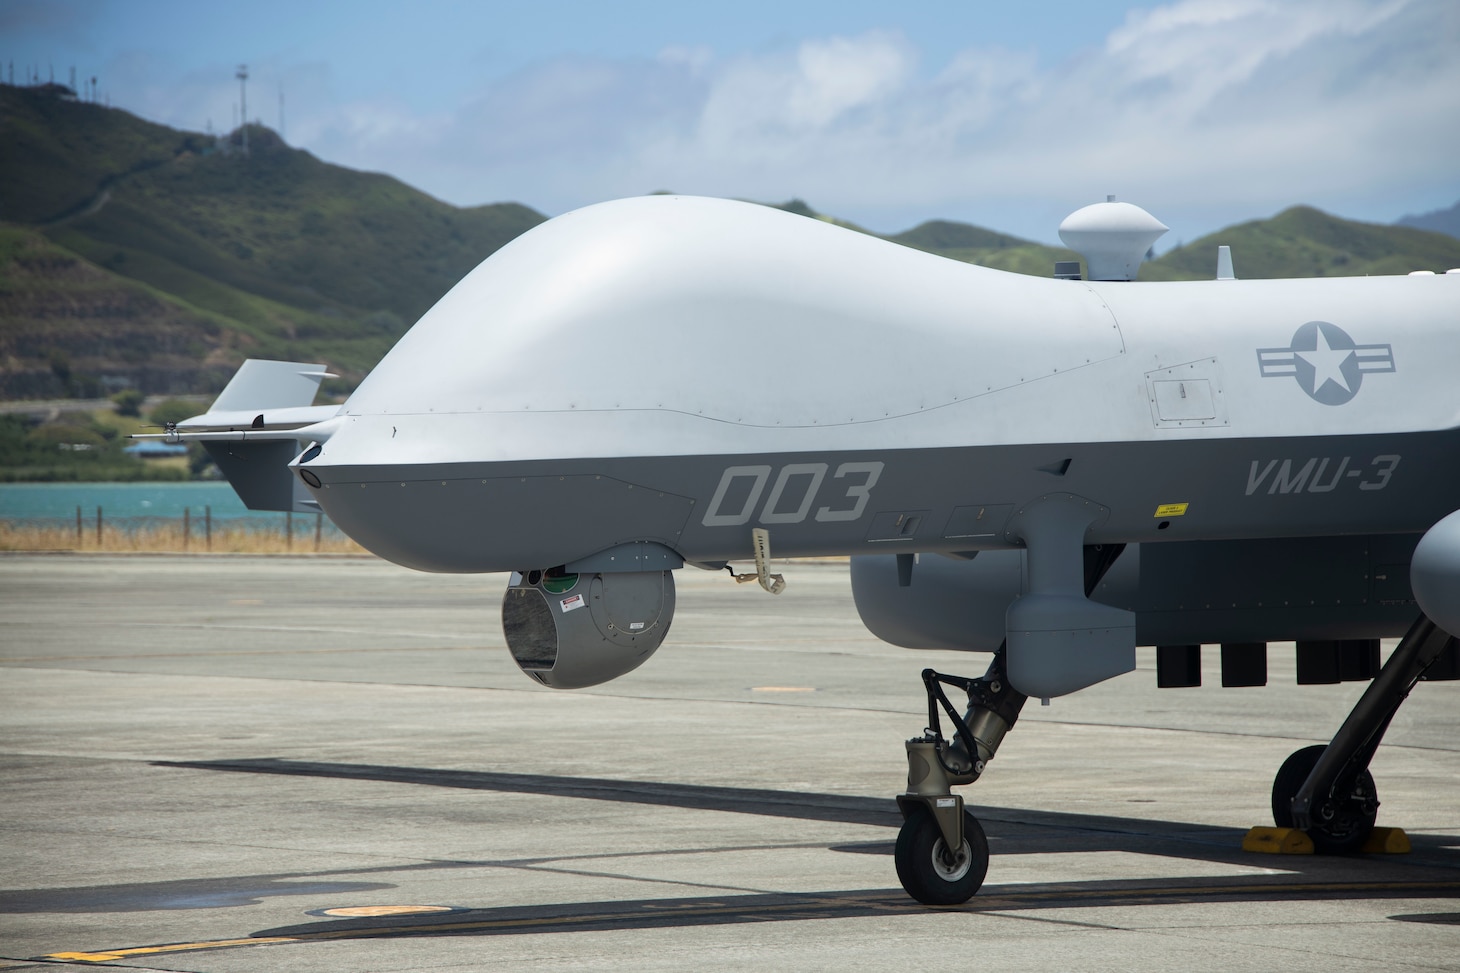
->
117;0;1460;240
786;32;912;128
691;30;912;164
656;44;713;75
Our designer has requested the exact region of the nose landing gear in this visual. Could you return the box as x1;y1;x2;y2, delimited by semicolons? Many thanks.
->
895;804;989;906
894;650;1025;905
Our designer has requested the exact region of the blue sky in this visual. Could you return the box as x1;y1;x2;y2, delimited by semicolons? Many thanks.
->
5;0;1458;246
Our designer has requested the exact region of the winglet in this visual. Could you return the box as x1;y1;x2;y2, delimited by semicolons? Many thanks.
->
140;360;340;514
210;360;335;412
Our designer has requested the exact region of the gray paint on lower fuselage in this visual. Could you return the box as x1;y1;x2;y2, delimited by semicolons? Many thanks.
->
852;532;1422;653
306;428;1460;574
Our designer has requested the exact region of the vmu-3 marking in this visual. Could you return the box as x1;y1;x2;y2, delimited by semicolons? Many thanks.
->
1245;454;1400;495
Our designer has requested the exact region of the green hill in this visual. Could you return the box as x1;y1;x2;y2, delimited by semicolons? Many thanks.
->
767;200;1080;278
1143;206;1460;281
4;81;1458;405
0;223;240;398
771;197;871;233
874;205;1460;282
887;219;1026;252
772;198;1460;282
0;82;543;397
885;219;1079;277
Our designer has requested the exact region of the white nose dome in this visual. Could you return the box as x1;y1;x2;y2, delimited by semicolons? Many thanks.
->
1058;197;1168;281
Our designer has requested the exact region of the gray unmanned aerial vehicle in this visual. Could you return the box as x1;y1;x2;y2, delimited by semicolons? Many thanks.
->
146;195;1460;905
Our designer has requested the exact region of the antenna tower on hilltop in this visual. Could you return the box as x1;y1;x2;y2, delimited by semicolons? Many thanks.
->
236;64;249;154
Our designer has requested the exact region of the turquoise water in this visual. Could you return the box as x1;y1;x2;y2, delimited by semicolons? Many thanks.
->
0;481;279;522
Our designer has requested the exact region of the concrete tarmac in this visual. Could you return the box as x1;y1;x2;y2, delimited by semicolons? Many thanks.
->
2;554;1458;971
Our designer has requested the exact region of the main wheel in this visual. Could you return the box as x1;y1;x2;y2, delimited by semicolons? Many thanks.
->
1271;744;1378;854
894;806;989;905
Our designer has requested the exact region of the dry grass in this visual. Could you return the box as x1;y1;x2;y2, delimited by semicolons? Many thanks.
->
0;520;367;555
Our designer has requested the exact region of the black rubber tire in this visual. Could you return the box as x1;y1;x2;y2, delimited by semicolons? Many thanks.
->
894;806;989;905
1271;744;1377;854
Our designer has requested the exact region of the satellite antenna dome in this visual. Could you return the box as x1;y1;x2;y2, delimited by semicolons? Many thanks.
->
1058;196;1168;281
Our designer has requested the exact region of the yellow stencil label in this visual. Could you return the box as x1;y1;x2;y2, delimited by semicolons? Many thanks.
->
1154;503;1189;518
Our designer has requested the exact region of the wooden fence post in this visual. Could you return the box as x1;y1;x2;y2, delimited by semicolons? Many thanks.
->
183;507;190;552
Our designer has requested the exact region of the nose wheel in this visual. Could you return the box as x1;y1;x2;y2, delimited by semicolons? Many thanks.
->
895;805;989;906
894;657;1024;905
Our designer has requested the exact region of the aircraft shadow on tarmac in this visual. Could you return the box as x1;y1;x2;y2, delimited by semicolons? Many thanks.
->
156;757;1460;862
248;885;1460;944
0;873;399;914
15;756;1460;957
146;759;1460;913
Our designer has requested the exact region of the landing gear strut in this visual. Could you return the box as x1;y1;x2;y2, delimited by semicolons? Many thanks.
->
893;543;1125;905
1273;615;1457;853
894;650;1025;905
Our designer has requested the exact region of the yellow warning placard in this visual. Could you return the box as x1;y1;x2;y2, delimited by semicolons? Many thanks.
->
1154;503;1189;518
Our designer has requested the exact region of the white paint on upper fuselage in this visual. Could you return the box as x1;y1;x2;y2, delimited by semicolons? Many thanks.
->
319;195;1460;470
340;195;1118;441
1096;273;1460;440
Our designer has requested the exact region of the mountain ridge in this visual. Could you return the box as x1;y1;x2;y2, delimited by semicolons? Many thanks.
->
3;82;1458;401
1398;199;1460;240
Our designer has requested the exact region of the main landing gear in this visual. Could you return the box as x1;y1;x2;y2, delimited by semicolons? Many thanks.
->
894;614;1457;903
1271;615;1457;853
895;649;1026;905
